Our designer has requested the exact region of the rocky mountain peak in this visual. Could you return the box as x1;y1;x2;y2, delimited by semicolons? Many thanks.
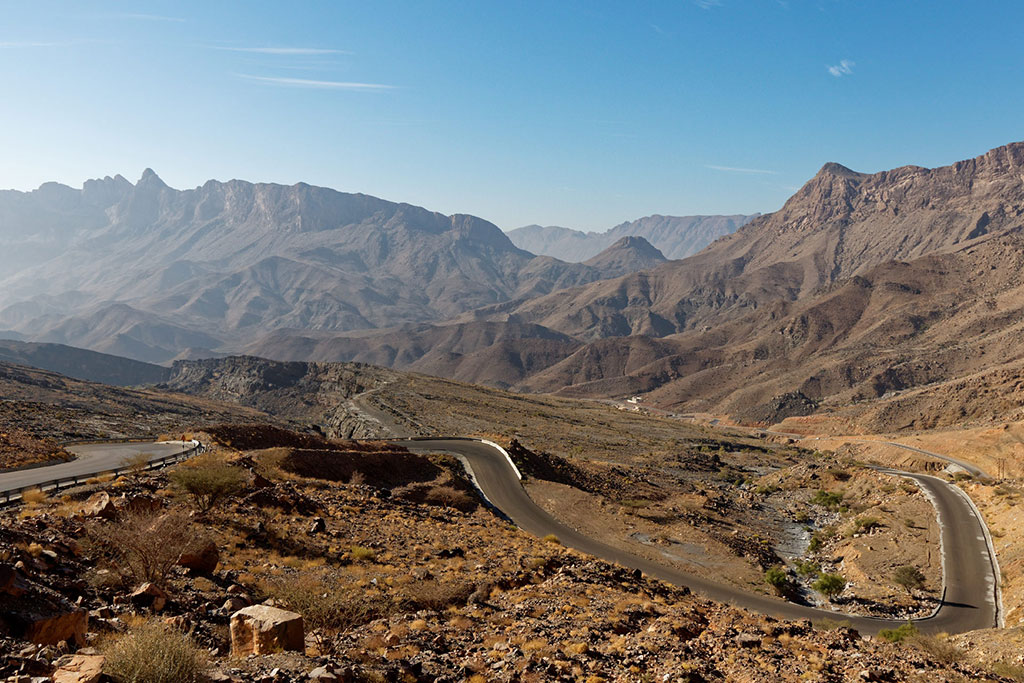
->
815;161;864;179
581;234;667;277
137;167;168;189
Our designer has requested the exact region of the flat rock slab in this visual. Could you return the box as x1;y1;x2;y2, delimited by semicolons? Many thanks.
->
52;653;105;683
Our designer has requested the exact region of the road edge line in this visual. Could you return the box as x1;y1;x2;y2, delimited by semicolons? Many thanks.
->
949;481;1004;628
897;473;947;622
478;439;522;480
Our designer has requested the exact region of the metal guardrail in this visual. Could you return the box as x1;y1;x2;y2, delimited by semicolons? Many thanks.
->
0;441;204;507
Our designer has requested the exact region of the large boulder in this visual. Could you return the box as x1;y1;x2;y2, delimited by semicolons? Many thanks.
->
22;606;88;646
0;562;26;597
80;491;116;519
52;653;105;683
229;605;304;656
178;540;220;574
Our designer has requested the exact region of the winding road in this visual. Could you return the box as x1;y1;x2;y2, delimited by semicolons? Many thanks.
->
0;437;999;635
399;438;1000;635
0;441;192;500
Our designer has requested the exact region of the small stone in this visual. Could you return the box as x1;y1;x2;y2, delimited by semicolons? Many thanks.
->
308;666;337;682
128;582;167;612
223;596;249;613
735;633;761;649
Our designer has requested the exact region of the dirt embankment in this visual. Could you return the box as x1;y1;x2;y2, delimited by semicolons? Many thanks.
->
0;428;71;471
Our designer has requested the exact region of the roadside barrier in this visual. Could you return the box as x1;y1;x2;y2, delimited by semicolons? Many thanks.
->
0;440;204;507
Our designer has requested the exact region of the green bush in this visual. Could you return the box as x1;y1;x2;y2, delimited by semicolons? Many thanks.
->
764;566;789;595
810;490;844;510
853;516;881;533
811;572;846;601
807;526;835;553
795;559;820;577
169;454;247;512
103;620;205;683
893;565;926;596
878;621;917;643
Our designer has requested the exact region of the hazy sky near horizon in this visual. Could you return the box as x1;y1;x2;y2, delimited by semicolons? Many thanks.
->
2;1;1023;231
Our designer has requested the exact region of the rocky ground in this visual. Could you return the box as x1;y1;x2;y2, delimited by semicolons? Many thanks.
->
1;424;1021;682
0;361;272;448
0;428;70;471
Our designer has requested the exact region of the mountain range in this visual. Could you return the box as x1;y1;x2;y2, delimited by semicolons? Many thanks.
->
507;214;757;261
0;172;669;362
5;142;1024;430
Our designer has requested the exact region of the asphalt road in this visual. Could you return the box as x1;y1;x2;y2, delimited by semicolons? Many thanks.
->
0;441;191;495
761;430;991;479
400;438;999;635
0;436;999;634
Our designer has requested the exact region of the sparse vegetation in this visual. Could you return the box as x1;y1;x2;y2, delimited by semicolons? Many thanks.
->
908;633;964;665
794;559;820;577
878;621;917;643
811;572;846;601
88;508;196;586
542;534;562;545
764;566;789;595
168;453;247;512
350;545;376;562
102;620;206;683
121;451;153;478
262;574;382;653
853;516;881;534
810;490;844;510
893;565;926;596
19;487;48;506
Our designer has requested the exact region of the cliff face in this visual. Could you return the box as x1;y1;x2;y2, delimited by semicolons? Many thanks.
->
162;356;397;439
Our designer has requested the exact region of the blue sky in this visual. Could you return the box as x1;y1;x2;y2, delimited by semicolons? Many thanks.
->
2;1;1022;230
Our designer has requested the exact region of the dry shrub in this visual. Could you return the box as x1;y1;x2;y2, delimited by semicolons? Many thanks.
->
20;488;48;506
262;574;383;653
169;453;247;512
120;451;153;477
425;485;476;511
88;508;197;587
103;619;206;683
908;634;964;665
401;578;476;611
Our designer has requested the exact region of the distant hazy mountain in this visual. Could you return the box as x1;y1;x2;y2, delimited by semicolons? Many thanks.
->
0;171;669;362
0;339;169;386
507;214;758;261
581;236;667;277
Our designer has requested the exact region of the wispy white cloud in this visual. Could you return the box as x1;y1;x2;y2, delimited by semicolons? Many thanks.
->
236;74;394;91
706;165;778;175
0;41;62;48
216;46;349;56
118;13;186;22
827;59;855;77
694;0;722;8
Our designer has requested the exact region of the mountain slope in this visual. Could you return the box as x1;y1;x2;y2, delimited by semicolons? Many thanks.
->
0;172;661;361
487;142;1024;341
581;236;667;277
507;214;757;261
0;339;170;385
